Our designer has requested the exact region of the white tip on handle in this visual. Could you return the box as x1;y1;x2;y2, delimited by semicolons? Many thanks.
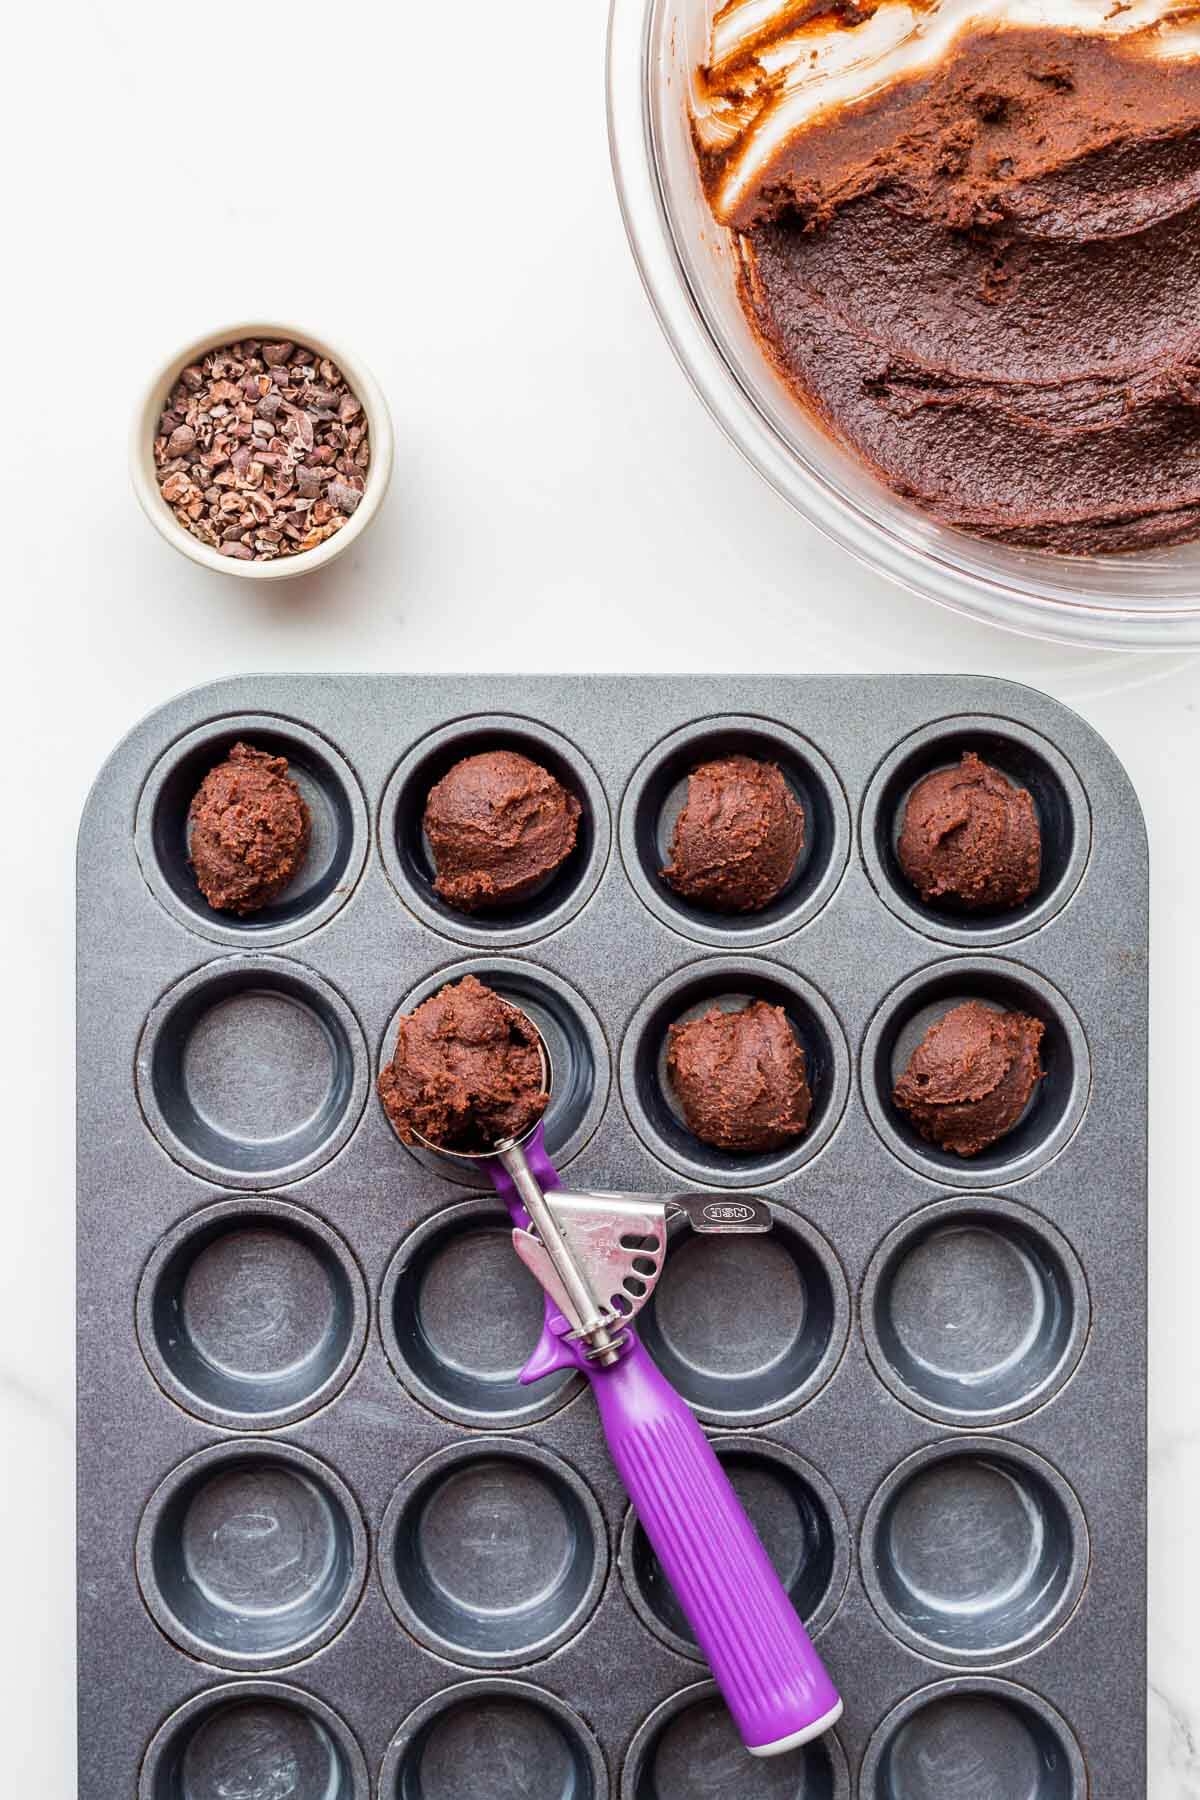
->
747;1698;844;1758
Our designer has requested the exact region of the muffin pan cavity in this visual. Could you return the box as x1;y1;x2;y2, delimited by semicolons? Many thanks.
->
620;716;849;948
621;958;848;1185
380;957;609;1187
381;1198;582;1427
637;1209;847;1425
622;1681;850;1800
862;959;1090;1187
380;1680;606;1800
139;1682;370;1800
380;1439;607;1668
136;1440;367;1669
381;716;610;947
863;1196;1089;1426
135;715;369;947
621;1439;848;1659
78;675;1149;1796
861;717;1090;948
137;956;368;1187
861;1679;1087;1800
862;1439;1088;1666
137;1197;368;1429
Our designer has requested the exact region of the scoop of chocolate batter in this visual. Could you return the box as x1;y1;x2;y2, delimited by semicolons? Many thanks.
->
424;750;581;913
667;999;812;1153
378;974;548;1152
188;741;311;916
893;1000;1044;1157
661;755;805;913
898;753;1041;910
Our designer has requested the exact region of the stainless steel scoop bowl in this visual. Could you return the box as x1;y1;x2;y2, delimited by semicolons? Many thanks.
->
409;1031;634;1366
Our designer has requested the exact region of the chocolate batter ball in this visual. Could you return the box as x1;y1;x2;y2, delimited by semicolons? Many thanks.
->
188;741;311;916
898;753;1041;911
424;750;582;914
378;975;548;1153
666;999;812;1153
661;755;806;914
893;1000;1044;1158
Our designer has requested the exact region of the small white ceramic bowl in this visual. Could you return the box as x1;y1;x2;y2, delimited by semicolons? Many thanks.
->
131;320;394;580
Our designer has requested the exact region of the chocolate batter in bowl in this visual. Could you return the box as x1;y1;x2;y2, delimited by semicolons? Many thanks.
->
608;0;1200;645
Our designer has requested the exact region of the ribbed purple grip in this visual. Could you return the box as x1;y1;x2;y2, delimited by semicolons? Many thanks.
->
592;1335;840;1751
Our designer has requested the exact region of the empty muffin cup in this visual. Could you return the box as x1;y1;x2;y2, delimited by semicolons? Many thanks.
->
620;1437;848;1658
622;1679;850;1800
621;959;848;1185
134;714;369;947
137;1197;368;1430
379;1440;606;1669
136;1440;367;1669
862;1439;1088;1666
380;1197;582;1427
137;956;369;1188
379;959;608;1187
620;716;849;948
861;717;1090;948
637;1208;847;1424
380;1680;606;1800
862;1195;1089;1426
138;1681;370;1800
380;716;609;947
860;1678;1087;1800
862;959;1089;1186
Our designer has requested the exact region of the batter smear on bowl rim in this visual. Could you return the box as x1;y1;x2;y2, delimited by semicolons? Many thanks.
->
692;0;1200;553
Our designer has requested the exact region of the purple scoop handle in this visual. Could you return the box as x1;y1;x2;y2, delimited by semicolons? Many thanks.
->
487;1125;842;1754
593;1334;841;1752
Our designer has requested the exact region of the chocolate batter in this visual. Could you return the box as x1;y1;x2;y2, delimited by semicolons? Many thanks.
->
695;10;1200;552
662;755;805;913
424;750;581;913
188;742;311;915
898;752;1041;909
667;999;812;1152
378;974;548;1152
893;999;1044;1156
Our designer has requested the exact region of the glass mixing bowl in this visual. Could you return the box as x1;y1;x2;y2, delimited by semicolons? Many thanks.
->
607;0;1200;650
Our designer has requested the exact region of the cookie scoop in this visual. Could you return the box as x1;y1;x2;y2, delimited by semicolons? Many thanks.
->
378;977;842;1757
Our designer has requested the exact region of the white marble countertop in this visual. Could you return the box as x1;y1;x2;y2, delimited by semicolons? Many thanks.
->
3;1;1197;1793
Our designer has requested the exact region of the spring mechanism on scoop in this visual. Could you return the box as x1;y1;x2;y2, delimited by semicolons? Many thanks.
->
577;1318;631;1362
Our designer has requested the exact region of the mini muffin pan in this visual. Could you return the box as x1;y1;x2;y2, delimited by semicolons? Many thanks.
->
78;675;1146;1797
